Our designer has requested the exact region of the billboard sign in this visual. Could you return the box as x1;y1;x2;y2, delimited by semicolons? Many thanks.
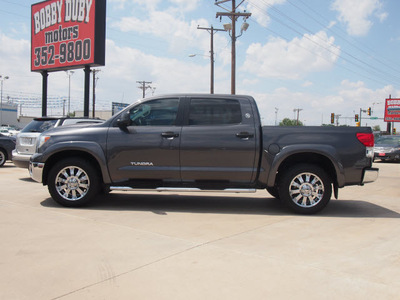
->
384;98;400;122
112;102;129;115
31;0;106;72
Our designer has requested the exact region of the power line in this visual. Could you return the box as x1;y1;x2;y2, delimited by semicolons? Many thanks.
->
245;0;400;87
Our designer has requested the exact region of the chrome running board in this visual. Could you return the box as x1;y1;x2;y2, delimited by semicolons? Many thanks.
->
109;187;256;193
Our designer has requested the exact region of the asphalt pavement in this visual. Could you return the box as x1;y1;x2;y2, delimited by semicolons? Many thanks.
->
0;161;399;299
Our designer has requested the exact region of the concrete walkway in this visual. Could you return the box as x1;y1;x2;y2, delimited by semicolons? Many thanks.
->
0;162;399;299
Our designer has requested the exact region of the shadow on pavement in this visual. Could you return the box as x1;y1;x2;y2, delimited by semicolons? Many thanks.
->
19;177;35;182
40;192;400;219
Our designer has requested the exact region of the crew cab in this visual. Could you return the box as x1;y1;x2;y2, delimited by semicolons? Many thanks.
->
29;94;378;214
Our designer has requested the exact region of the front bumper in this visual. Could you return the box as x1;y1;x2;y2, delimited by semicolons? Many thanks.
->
362;167;379;184
374;152;400;161
12;150;31;169
29;161;45;183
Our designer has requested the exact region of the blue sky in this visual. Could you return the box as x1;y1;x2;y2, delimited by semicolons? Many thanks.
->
1;0;399;128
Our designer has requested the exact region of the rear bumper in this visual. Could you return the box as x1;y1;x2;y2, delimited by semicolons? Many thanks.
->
362;167;379;184
12;150;31;168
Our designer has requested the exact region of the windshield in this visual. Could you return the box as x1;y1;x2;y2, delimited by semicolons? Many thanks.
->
21;119;58;133
375;136;400;146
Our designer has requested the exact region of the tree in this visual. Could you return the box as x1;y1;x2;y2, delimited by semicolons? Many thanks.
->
279;118;304;126
373;125;381;132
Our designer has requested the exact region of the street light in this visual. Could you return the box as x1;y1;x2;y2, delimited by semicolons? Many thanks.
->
189;53;215;93
65;71;74;115
0;75;10;126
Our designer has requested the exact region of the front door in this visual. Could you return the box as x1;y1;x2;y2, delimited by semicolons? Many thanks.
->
107;97;182;183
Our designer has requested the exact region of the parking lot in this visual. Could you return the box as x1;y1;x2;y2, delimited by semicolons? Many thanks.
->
0;161;399;299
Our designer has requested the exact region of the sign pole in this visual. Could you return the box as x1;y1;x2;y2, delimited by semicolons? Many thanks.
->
41;71;48;117
84;66;90;117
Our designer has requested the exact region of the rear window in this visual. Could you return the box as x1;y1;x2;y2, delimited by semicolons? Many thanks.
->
61;119;103;126
376;136;400;145
21;119;58;133
188;98;242;125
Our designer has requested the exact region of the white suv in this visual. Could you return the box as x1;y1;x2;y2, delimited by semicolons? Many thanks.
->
12;117;103;168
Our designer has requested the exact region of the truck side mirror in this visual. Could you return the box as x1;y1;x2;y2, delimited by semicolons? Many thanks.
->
117;112;131;128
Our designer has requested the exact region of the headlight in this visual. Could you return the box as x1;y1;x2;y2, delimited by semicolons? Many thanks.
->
37;135;51;150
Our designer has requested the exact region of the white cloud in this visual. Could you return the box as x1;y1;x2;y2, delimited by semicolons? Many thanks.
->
242;31;340;79
331;0;387;36
338;79;394;104
108;0;199;12
245;0;286;27
238;79;397;126
96;40;213;101
111;11;227;55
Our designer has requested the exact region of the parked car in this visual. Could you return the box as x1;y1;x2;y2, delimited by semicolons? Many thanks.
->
374;135;400;162
0;126;19;136
30;94;378;214
12;117;104;168
0;133;16;167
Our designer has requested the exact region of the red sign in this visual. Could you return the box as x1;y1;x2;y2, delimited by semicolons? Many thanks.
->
384;98;400;122
31;0;105;72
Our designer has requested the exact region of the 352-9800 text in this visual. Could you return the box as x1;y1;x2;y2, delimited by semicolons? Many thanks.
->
33;39;91;67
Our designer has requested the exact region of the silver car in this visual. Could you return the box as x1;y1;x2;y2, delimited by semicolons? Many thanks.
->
373;135;400;162
12;117;104;168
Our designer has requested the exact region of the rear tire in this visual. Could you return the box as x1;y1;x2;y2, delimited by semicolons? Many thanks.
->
278;164;332;214
48;157;100;207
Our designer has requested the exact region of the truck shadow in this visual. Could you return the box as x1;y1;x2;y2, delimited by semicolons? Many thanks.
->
41;192;400;219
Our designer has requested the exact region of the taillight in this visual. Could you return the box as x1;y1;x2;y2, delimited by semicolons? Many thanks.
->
356;133;374;147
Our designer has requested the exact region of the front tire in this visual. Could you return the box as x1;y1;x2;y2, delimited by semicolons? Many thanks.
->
48;158;100;207
278;164;332;214
0;149;6;167
266;186;280;199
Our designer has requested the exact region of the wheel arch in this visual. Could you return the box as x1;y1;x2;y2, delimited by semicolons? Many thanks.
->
267;150;342;192
43;150;107;186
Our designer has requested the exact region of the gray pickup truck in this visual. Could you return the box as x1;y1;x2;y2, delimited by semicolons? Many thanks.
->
30;94;378;214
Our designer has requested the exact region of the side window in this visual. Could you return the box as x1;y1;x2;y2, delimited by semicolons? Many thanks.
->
129;98;179;126
188;98;242;125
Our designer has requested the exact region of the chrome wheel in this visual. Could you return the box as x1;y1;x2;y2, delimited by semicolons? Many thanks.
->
289;172;324;208
55;166;90;201
279;164;332;214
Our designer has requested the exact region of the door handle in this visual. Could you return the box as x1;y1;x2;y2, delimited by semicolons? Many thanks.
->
236;132;254;140
161;132;179;139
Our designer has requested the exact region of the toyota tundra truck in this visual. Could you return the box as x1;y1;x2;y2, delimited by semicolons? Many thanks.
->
29;94;378;214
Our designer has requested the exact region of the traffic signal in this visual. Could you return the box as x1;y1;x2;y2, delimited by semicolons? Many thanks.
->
331;113;335;124
367;107;371;116
355;114;359;122
394;128;397;134
356;122;360;127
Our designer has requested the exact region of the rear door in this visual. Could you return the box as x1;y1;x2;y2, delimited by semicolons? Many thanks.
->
106;97;183;183
179;97;258;184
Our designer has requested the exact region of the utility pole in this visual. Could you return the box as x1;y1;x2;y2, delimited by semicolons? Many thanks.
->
136;81;153;98
215;0;251;95
92;69;100;118
197;25;226;94
335;114;341;126
293;108;303;125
